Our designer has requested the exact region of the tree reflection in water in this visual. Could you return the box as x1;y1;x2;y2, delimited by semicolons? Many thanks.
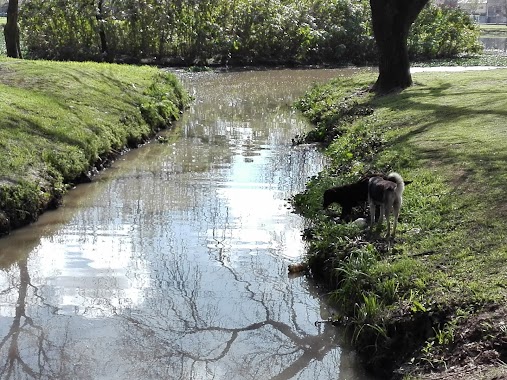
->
0;254;347;380
0;259;52;378
116;247;342;380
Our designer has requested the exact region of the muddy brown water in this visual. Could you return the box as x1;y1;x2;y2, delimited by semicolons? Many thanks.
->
0;68;377;380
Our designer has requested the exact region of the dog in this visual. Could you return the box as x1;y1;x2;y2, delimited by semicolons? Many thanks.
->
322;176;372;221
368;172;405;238
323;173;411;223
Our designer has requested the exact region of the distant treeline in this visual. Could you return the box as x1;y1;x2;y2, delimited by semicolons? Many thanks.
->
19;0;482;65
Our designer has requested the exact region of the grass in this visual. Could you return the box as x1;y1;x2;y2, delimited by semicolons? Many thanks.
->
0;58;189;232
480;24;507;35
480;24;507;38
293;68;507;377
374;74;507;305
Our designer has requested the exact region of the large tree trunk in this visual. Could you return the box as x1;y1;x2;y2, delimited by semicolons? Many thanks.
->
96;0;109;59
370;0;429;94
4;0;22;58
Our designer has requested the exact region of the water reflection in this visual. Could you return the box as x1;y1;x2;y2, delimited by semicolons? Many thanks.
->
0;69;373;379
481;36;507;52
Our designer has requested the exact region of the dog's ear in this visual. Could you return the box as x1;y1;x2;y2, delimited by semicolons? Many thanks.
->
404;180;413;185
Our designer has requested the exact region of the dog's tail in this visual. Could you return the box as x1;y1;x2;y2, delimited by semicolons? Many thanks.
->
387;172;405;197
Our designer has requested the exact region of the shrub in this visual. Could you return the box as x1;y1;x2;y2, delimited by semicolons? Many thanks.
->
20;0;100;60
18;0;482;65
408;4;483;60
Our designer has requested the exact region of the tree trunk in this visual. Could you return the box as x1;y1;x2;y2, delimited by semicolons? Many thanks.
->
4;0;22;58
370;0;429;94
96;0;109;59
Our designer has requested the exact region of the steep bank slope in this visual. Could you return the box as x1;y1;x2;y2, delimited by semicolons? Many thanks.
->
0;58;189;235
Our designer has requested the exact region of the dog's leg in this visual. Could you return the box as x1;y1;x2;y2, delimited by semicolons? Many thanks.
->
392;201;400;238
340;205;353;222
385;205;391;238
384;195;396;239
369;199;376;229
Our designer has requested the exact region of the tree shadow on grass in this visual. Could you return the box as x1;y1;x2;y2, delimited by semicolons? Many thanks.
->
376;81;507;214
3;112;89;152
378;80;507;118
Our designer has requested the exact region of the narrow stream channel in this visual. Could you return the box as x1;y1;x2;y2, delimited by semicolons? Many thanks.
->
0;68;376;380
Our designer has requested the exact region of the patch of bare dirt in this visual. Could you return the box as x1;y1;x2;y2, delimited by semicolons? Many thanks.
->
411;304;507;380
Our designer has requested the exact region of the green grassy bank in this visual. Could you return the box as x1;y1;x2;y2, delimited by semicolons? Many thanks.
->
293;69;507;379
0;58;189;235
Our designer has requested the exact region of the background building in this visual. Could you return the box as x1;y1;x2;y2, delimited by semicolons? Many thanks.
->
455;0;507;24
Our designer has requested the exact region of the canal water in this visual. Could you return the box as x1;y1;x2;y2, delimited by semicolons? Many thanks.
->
0;68;375;380
481;36;507;52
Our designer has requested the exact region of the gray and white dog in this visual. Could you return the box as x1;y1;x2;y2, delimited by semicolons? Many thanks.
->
368;172;405;238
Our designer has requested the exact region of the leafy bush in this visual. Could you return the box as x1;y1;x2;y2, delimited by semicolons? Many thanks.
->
408;4;483;60
18;0;482;65
20;0;100;60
